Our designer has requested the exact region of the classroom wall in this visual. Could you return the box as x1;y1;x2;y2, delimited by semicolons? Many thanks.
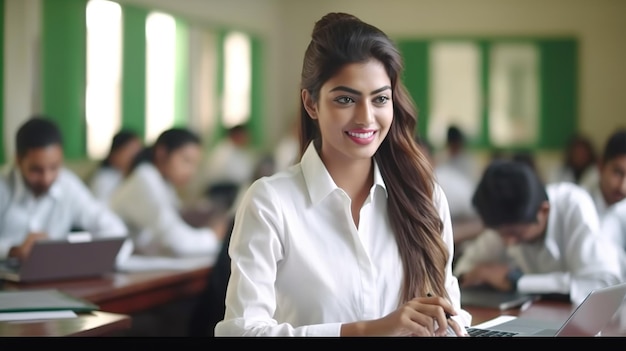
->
3;0;625;174
107;0;626;153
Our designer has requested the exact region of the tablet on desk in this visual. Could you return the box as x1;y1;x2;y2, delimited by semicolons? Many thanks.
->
0;236;125;283
460;285;539;310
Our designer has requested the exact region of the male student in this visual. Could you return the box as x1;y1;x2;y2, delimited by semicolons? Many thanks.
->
582;129;626;220
0;117;129;261
453;159;623;305
584;129;626;267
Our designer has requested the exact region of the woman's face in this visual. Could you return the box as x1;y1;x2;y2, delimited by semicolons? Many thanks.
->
113;138;143;174
303;59;393;167
159;143;202;187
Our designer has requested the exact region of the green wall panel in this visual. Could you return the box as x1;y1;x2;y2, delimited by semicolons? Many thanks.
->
538;39;578;150
173;17;190;127
249;35;264;149
397;40;429;139
121;5;147;138
41;0;88;160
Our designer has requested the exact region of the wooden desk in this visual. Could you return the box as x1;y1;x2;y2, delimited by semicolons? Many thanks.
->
0;311;131;337
3;266;211;314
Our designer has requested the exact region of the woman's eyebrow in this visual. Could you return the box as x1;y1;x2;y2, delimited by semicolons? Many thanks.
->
329;85;391;95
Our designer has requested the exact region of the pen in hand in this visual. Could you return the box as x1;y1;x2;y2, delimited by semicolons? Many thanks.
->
427;292;456;336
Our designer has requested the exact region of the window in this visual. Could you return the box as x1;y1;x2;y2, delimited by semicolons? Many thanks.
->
85;0;122;159
222;31;251;128
398;38;576;151
427;42;482;148
489;43;539;147
145;12;176;143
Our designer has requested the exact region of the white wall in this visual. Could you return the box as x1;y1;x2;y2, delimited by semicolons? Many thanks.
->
3;0;41;164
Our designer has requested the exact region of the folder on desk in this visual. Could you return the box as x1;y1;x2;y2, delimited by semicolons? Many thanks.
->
0;289;99;313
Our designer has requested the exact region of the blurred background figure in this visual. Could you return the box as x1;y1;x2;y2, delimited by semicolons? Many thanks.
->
547;133;599;187
273;117;300;173
88;129;143;204
415;134;483;264
190;124;259;213
436;125;481;183
109;128;228;260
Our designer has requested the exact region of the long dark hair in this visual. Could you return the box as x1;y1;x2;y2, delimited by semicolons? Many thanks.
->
299;12;448;303
129;128;201;173
101;129;140;168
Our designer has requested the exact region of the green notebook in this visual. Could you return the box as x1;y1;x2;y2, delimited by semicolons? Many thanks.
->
0;289;99;313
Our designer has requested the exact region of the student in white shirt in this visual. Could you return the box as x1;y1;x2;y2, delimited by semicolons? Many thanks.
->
109;128;228;260
88;129;143;204
0;117;128;261
586;129;626;273
454;159;623;306
603;201;626;252
215;12;471;337
583;129;626;220
188;124;258;212
547;133;599;186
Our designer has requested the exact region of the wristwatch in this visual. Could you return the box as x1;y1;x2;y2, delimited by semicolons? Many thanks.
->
507;267;523;290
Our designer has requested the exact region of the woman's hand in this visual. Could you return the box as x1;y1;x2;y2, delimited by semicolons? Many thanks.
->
340;295;468;336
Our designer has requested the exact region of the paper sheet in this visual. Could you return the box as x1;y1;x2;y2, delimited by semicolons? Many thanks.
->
0;310;77;322
471;315;518;329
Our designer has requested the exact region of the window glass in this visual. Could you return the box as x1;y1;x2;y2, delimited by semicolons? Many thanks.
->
85;0;122;159
222;31;251;128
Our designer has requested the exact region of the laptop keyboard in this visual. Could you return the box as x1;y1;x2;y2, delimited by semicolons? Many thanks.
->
466;327;518;337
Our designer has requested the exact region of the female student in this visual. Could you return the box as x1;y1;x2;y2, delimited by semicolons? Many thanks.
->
109;128;227;260
88;129;143;203
214;12;471;337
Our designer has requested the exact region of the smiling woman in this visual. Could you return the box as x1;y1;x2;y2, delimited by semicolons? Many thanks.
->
214;12;471;337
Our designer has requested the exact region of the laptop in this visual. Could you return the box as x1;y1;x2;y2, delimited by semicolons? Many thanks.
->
461;285;539;310
0;234;125;283
466;282;626;337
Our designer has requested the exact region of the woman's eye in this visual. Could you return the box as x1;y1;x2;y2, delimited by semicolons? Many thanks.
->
374;96;390;104
335;96;355;104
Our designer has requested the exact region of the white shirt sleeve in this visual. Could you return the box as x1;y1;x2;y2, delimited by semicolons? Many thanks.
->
452;229;508;277
517;184;623;305
110;163;221;258
65;170;128;238
89;167;122;204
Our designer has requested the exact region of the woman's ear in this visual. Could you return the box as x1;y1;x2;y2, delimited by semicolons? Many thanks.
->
301;89;318;120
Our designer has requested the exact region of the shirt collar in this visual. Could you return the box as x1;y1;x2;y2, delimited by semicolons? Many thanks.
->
12;167;63;202
300;142;387;206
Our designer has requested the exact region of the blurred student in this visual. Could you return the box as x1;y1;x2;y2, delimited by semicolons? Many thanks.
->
436;125;480;182
191;124;258;212
215;12;470;337
109;128;228;260
0;117;128;262
88;129;143;203
454;159;623;305
273;118;300;172
547;133;599;186
583;129;626;220
586;129;626;262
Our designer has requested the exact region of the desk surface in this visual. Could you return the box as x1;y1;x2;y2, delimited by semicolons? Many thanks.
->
0;311;131;337
2;266;211;314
